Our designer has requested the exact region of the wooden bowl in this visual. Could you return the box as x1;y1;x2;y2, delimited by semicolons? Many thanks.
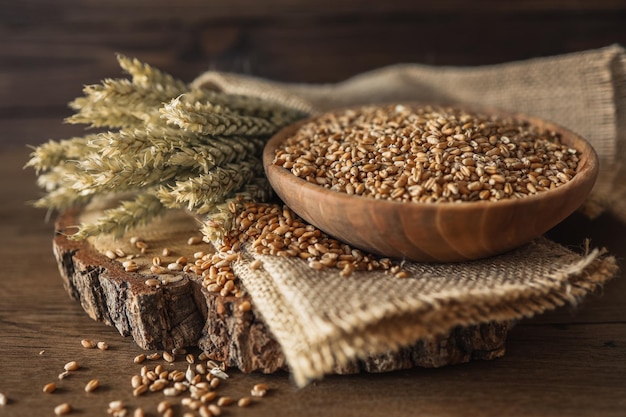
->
263;110;599;262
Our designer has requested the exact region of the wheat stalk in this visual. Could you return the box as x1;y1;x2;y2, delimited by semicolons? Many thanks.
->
26;55;307;241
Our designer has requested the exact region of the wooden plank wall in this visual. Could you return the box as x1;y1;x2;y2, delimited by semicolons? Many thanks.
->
2;0;626;145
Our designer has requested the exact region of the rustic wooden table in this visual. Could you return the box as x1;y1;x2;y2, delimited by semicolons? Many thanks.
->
1;144;624;417
2;0;626;414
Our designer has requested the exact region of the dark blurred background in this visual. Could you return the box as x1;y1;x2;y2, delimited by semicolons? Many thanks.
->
2;0;626;146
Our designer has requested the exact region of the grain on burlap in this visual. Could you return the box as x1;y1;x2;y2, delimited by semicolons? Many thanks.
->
189;45;624;385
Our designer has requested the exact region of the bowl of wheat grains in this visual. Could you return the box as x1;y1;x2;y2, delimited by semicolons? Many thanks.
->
263;103;598;262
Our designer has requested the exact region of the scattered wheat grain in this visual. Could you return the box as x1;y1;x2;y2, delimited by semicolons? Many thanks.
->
64;361;79;371
43;383;57;393
208;404;222;416
84;379;99;392
80;339;95;349
54;403;72;415
238;397;252;407
217;396;234;406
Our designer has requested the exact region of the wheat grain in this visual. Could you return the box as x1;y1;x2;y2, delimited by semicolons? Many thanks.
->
275;104;579;203
43;383;57;393
54;403;72;415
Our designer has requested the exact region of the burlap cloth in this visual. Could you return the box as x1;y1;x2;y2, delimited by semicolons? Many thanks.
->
192;45;624;386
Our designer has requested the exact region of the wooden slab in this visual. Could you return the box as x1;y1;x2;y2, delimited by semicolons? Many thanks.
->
53;205;511;374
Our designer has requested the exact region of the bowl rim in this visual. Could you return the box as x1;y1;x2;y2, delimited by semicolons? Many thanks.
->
263;104;599;213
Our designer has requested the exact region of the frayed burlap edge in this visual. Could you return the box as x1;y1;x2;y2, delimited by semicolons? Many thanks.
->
234;241;618;387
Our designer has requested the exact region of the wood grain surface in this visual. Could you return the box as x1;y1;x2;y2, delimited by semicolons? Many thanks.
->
2;146;625;417
2;1;625;415
3;1;626;146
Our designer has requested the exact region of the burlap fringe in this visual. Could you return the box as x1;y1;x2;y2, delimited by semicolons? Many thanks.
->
235;243;618;386
291;254;616;386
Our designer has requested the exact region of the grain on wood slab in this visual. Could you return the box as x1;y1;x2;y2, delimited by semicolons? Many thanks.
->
163;387;181;397
43;382;57;393
157;401;172;413
217;396;234;406
208;404;222;416
251;383;269;397
108;400;124;411
162;351;175;363
198;406;212;417
133;354;146;364
81;339;95;349
238;397;252;407
54;403;72;415
187;236;202;245
64;361;79;371
84;379;100;392
133;385;148;397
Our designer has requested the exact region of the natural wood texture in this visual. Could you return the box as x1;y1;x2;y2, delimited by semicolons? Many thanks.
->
53;205;287;372
2;1;626;414
3;1;626;149
1;146;624;416
264;109;599;262
53;202;511;374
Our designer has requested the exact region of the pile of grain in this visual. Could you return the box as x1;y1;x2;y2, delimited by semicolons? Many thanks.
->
274;104;580;203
